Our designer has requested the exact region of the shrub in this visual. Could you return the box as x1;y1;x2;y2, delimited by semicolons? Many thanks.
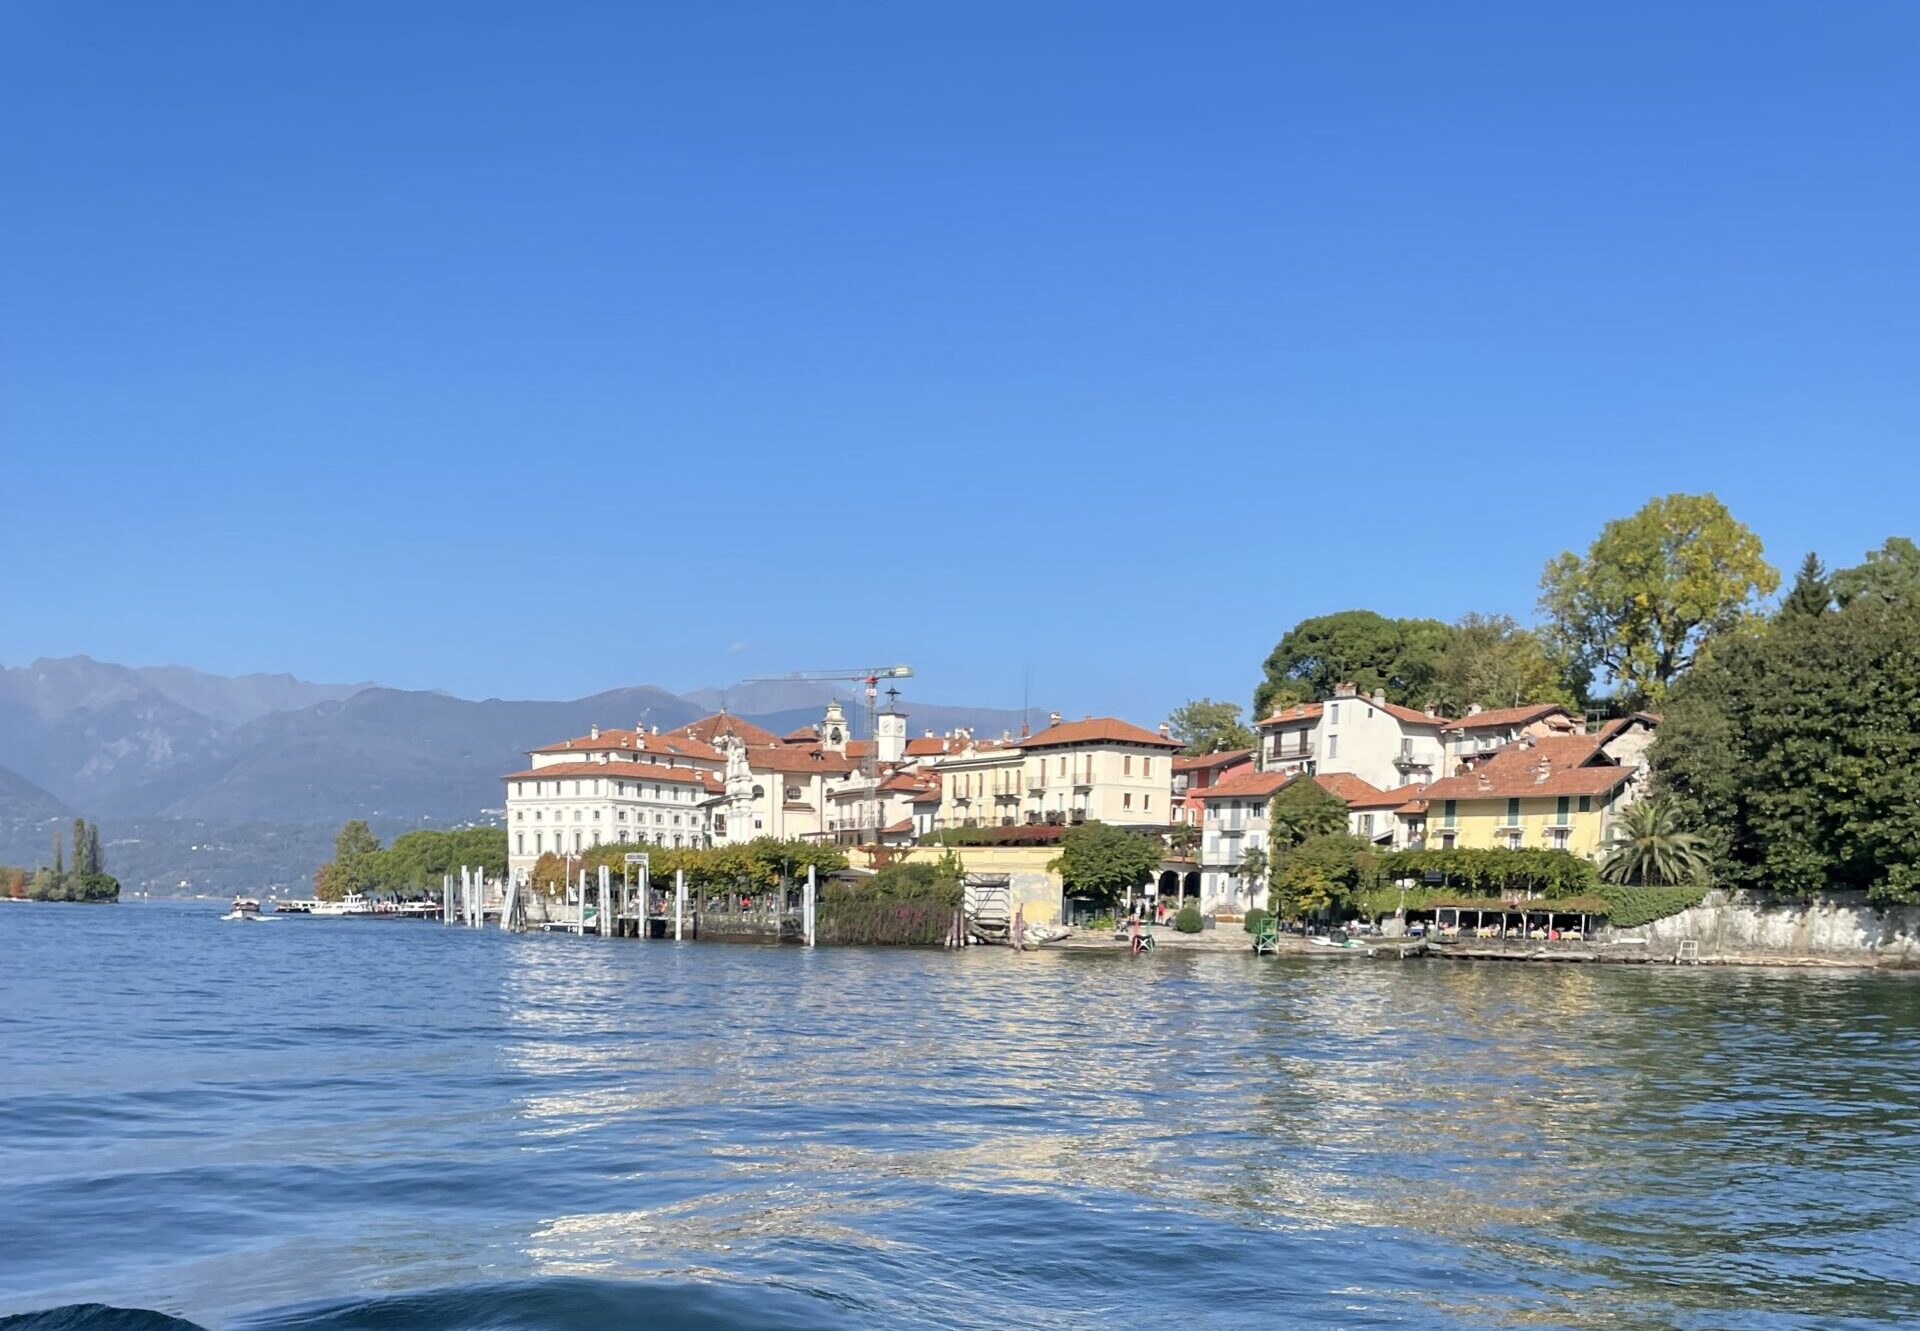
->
1243;907;1271;935
1599;884;1708;928
1174;905;1203;934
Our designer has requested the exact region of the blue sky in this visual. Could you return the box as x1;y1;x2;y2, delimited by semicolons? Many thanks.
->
3;3;1916;720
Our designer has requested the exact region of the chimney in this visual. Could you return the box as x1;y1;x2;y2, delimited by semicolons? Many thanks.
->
1335;682;1358;698
1371;691;1386;707
1048;711;1061;727
1466;703;1483;717
1158;722;1171;738
1535;756;1552;784
589;725;600;740
651;724;660;735
1477;772;1492;790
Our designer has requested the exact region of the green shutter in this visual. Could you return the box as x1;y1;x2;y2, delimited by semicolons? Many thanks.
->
1443;800;1456;827
1506;797;1520;824
1556;796;1570;826
1578;795;1591;814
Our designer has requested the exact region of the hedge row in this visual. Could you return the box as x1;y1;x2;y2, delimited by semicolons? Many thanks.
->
1598;884;1709;928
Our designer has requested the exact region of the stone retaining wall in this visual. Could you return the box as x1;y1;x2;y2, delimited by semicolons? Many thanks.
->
1616;890;1920;961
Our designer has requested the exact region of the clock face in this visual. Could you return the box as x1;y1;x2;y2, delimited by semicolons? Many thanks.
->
830;727;843;743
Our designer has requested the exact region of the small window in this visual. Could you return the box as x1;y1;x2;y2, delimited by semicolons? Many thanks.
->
1328;735;1340;759
1123;793;1133;810
1124;755;1133;776
1506;797;1521;823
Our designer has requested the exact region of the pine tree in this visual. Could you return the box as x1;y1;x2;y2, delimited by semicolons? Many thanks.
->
72;818;92;876
88;822;104;874
53;829;63;877
1779;551;1831;621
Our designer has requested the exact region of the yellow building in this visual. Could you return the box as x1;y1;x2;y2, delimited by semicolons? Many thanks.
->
932;714;1178;831
1415;735;1638;856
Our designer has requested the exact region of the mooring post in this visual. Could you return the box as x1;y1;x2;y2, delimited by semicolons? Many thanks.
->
804;864;817;948
500;870;518;931
639;863;650;941
674;869;686;941
442;873;453;926
597;865;611;938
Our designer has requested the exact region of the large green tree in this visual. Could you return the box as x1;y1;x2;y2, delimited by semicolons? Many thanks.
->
317;819;383;901
1832;536;1920;609
1657;596;1920;902
1049;821;1162;908
1253;610;1451;716
1539;493;1778;705
1268;777;1351;851
1433;612;1583;713
1166;698;1256;755
1269;834;1374;920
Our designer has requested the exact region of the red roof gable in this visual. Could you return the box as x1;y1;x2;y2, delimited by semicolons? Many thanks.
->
531;729;724;763
503;761;722;793
1172;748;1253;772
1017;716;1179;750
1441;704;1578;733
680;713;780;747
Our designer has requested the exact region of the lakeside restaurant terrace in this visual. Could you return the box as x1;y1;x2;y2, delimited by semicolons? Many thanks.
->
1414;896;1611;942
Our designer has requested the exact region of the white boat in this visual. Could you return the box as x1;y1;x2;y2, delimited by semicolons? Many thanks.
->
221;896;261;920
311;892;374;917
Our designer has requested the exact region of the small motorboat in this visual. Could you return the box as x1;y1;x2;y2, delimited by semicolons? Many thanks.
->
221;896;263;921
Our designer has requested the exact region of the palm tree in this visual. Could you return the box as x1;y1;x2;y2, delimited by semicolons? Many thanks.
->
1600;796;1711;886
1235;846;1269;908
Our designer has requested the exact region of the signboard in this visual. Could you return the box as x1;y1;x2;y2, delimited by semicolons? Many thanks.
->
624;853;650;868
1422;870;1444;884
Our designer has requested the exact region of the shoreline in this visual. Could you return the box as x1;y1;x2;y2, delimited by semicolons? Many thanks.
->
1037;926;1916;969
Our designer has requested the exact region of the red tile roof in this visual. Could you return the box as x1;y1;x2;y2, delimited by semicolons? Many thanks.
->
1017;716;1179;750
883;818;914;835
1422;763;1635;801
531;730;724;763
1347;781;1429;810
502;761;722;793
680;713;780;747
1172;748;1253;772
1256;702;1324;727
742;745;858;775
1309;772;1386;804
782;726;820;743
1441;704;1578;733
1196;770;1293;800
903;737;956;757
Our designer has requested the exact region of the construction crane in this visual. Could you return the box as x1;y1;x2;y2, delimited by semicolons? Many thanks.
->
742;665;914;842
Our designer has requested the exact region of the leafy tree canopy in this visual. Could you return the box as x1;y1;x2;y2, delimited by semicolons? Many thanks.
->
1270;833;1374;920
1832;536;1920;609
1539;493;1778;706
1049;821;1162;908
1166;698;1255;755
1268;777;1351;851
1657;597;1920;902
1433;613;1584;713
1252;610;1451;717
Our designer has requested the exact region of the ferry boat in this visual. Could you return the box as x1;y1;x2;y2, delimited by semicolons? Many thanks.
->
311;892;374;917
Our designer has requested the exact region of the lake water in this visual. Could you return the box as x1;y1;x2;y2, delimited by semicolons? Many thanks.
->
2;900;1917;1330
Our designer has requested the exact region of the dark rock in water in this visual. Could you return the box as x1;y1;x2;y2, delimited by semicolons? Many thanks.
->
0;1308;206;1331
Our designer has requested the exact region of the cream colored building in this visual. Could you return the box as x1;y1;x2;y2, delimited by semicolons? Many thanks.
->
932;714;1178;830
1441;703;1582;767
503;725;728;877
1256;684;1447;791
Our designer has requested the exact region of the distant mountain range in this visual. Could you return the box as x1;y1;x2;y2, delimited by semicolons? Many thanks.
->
0;656;1045;894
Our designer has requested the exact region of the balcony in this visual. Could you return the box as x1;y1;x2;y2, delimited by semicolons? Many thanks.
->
1393;748;1429;770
